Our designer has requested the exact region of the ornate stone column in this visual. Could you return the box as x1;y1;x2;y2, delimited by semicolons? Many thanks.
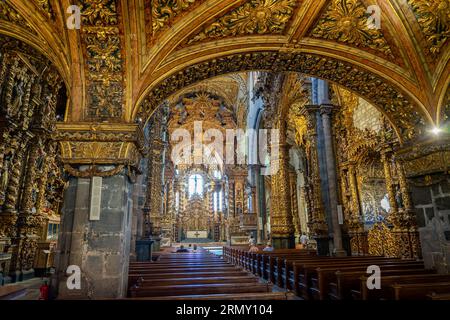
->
54;123;143;299
320;105;346;256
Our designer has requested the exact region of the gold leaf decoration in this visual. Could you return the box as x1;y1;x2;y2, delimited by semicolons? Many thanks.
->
0;1;35;33
309;0;394;59
150;0;201;35
34;0;54;19
187;0;298;44
407;0;450;57
81;0;118;26
79;0;124;120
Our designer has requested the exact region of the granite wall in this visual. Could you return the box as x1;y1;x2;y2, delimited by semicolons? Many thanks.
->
413;175;450;273
54;167;133;299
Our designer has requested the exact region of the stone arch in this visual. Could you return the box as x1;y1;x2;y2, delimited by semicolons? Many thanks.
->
136;51;431;144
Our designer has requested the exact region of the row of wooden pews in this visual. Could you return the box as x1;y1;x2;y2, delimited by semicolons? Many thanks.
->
127;250;294;300
224;246;450;300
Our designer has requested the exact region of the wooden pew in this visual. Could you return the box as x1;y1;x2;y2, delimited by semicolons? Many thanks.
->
128;271;251;284
310;261;426;300
285;256;386;293
129;263;227;270
358;274;450;300
130;265;239;271
292;257;407;299
259;251;317;283
392;282;450;300
130;292;292;300
135;275;259;287
129;282;272;298
331;268;435;300
426;292;450;300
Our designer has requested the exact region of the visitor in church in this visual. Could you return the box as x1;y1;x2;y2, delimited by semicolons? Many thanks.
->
263;241;274;252
300;232;309;249
249;241;259;253
176;245;189;253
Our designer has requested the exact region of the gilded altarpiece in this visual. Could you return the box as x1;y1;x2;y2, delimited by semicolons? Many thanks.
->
0;37;66;282
333;86;421;259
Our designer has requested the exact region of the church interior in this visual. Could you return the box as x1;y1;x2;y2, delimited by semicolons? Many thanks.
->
0;0;449;301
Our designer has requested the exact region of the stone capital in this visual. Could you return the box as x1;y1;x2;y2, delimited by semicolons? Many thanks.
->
301;104;320;116
55;122;145;168
319;104;336;116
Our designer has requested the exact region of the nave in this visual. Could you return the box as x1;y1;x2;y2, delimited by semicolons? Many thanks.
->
127;249;293;300
126;247;450;300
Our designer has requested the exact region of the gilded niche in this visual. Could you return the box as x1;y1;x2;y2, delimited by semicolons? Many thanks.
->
187;0;298;44
309;0;394;59
407;0;449;57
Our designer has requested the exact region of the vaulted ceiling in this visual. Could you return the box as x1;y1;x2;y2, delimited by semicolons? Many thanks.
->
1;0;449;143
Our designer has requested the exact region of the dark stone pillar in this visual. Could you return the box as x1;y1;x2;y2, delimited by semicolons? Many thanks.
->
53;166;133;299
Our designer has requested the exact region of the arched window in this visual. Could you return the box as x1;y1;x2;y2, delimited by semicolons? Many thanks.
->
188;174;203;197
175;191;180;211
213;191;223;212
213;170;222;179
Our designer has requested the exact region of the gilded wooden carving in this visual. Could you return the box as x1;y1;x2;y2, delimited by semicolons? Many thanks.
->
407;0;450;57
187;0;298;44
310;0;394;59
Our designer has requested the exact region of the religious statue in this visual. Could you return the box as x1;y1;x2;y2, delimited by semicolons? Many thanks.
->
44;93;56;118
395;184;404;209
10;79;25;116
0;143;16;198
178;105;188;124
0;159;10;202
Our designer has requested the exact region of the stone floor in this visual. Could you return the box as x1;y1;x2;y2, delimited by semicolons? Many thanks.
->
0;277;46;300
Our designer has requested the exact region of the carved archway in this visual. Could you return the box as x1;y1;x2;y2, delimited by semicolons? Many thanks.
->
136;51;429;143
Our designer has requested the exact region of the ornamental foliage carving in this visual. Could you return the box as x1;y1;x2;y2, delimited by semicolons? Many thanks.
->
188;0;298;44
80;0;124;120
139;52;425;142
407;0;450;57
309;0;394;59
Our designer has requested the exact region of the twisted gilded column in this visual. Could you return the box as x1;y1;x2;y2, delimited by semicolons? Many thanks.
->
347;162;368;255
269;120;295;249
394;158;421;259
381;144;420;259
3;135;28;213
289;169;301;238
301;106;328;247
